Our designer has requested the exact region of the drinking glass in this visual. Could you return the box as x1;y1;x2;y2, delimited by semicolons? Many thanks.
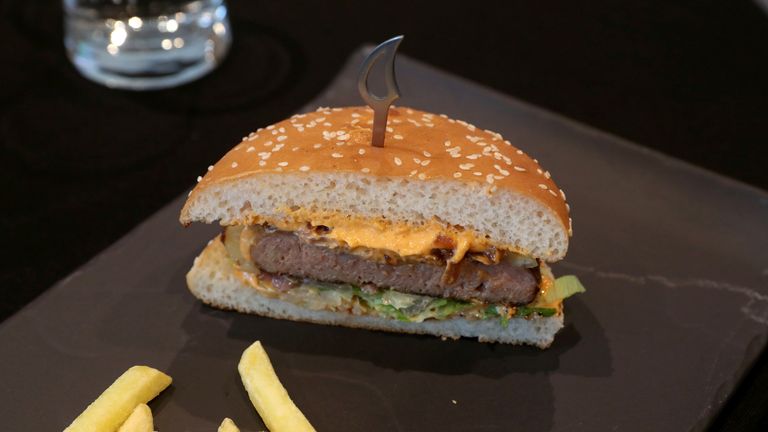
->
63;0;232;90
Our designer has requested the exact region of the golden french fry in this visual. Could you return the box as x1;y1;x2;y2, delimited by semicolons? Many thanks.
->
64;365;172;432
218;417;240;432
117;403;153;432
238;341;316;432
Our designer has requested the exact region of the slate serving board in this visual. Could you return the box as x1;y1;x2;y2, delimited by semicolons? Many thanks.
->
2;48;767;431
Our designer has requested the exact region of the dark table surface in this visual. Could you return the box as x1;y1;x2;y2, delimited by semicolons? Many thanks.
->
2;0;767;430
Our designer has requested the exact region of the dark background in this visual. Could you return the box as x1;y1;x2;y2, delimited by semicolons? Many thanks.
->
1;0;767;430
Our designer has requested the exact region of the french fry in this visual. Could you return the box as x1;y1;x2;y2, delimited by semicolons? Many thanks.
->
218;417;240;432
64;365;172;432
238;341;316;432
117;403;153;432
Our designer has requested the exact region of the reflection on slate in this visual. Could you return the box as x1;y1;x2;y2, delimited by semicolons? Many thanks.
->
0;48;766;431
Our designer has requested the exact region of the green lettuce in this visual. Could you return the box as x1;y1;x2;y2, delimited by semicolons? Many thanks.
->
544;275;587;304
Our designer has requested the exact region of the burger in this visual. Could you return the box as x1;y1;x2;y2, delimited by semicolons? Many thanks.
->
180;106;584;348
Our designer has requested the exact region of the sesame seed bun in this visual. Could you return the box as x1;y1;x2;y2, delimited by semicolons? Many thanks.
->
181;106;571;261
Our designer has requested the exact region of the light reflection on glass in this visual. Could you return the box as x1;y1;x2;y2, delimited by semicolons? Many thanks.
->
128;17;143;30
166;19;179;32
173;37;185;48
161;39;173;50
212;22;226;36
110;26;127;46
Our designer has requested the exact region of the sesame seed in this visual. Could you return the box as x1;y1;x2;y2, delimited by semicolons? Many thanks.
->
394;157;402;166
313;143;323;149
257;128;264;132
297;127;304;132
275;167;283;172
440;114;448;118
413;158;421;165
332;107;342;112
450;154;461;158
196;176;202;182
207;165;214;171
351;119;360;125
278;161;288;167
316;117;326;122
418;173;426;180
273;144;285;151
459;163;474;170
566;203;571;211
331;152;343;158
423;150;432;157
538;184;548;189
425;123;434;127
271;130;278;135
444;140;451;146
409;170;417;176
466;135;481;143
246;146;255;152
292;146;299;151
358;148;366;155
231;162;238;168
393;134;403;140
516;149;523;155
486;174;495;184
448;119;456;123
361;167;371;173
420;160;431;166
453;172;462;178
392;119;402;124
323;122;332;127
247;134;258;141
277;135;287;142
407;119;422;127
473;172;482;176
561;190;567;200
466;154;481;160
548;189;558;197
234;145;242;151
537;168;543;174
406;108;414;114
386;127;394;132
278;127;285;133
266;125;275;130
544;171;551;179
467;124;476;131
258;161;266;167
264;141;274;147
299;165;310;172
352;113;361;118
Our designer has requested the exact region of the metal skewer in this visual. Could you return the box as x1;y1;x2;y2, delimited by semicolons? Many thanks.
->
357;35;404;147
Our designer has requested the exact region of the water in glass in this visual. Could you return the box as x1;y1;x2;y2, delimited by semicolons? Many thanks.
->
64;0;232;90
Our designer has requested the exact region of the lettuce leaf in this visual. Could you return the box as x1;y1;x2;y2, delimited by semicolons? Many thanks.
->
544;275;587;304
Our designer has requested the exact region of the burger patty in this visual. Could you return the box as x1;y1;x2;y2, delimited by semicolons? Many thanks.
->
249;231;538;305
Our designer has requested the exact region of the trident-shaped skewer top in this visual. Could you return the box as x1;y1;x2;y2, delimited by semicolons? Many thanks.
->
357;35;404;148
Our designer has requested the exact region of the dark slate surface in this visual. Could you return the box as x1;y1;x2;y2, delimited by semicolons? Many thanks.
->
1;48;767;431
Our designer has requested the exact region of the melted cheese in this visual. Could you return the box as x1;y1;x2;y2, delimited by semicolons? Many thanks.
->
261;214;488;263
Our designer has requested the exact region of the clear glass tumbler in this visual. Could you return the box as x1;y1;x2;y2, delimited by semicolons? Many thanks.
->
63;0;232;90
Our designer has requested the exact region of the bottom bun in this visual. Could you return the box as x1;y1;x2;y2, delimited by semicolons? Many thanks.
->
186;236;564;348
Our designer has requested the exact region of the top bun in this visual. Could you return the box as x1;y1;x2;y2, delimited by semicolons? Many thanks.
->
181;106;571;261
